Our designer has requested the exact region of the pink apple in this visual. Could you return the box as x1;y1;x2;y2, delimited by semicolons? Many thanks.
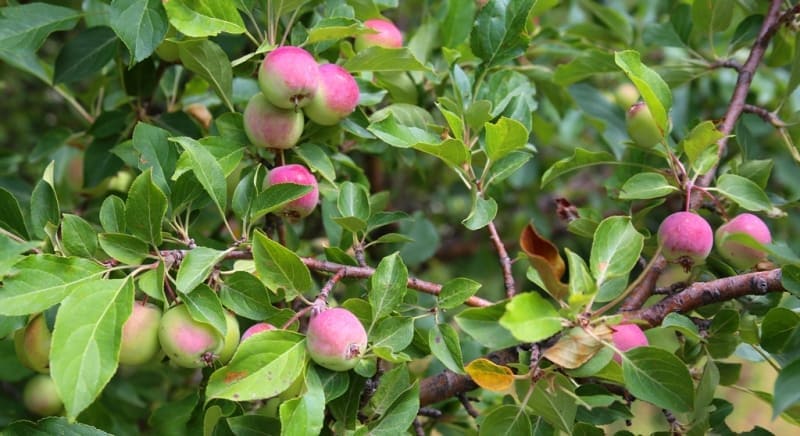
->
355;19;403;50
244;93;304;149
258;46;320;109
119;302;162;366
267;164;319;219
305;64;360;126
658;211;713;269
716;213;772;269
241;322;276;342
611;323;648;363
158;305;224;368
306;308;368;371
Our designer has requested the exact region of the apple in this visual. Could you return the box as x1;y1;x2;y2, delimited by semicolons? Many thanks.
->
304;64;360;126
119;302;162;366
241;322;276;342
626;101;663;148
14;314;52;374
258;46;320;109
355;19;403;50
614;83;639;110
716;213;772;270
217;311;241;364
658;211;713;270
23;375;63;416
306;307;368;371
611;324;648;363
267;164;319;219
243;93;304;149
158;305;224;368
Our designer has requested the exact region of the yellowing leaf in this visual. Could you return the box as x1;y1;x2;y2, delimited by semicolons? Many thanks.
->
465;358;514;392
543;325;613;369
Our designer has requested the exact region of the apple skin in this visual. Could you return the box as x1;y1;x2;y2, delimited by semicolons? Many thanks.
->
611;324;649;363
355;19;403;50
306;308;368;372
258;46;320;109
655;263;691;289
626;101;663;148
267;164;319;219
243;93;304;150
241;322;276;342
23;375;63;416
658;211;713;269
217;311;241;365
158;305;224;368
14;314;52;374
305;64;360;126
119;302;162;366
715;213;772;270
614;83;639;110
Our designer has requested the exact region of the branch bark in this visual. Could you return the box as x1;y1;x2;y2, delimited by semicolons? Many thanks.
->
487;221;516;298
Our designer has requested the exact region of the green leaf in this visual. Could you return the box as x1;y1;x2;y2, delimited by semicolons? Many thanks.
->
553;49;617;85
177;40;234;111
0;236;37;279
367;381;419;435
371;316;414;352
565;248;596;305
478;405;532;436
0;187;28;239
206;330;306;401
774;358;800;419
438;277;482;310
125;169;167;246
760;307;799;353
541;149;616;187
615;50;672;133
590;216;643;287
304;17;362;44
343;47;429;72
484;117;529;161
99;195;126;233
368;111;440;149
51;278;134;419
163;0;245;37
429;323;464;374
715;174;773;212
3;416;113;436
455;303;519;350
462;194;497;230
681;121;725;175
295;143;336;184
110;0;168;63
622;346;694;412
61;214;98;258
252;230;312;295
171;136;229;218
691;0;734;34
526;374;577;433
219;271;272;321
500;292;563;343
30;175;60;240
176;247;228;294
337;182;371;223
0;255;105;316
250;183;313;221
619;172;678;200
98;233;149;265
369;252;408;320
132;122;176;195
413;138;470;168
470;0;535;68
485;151;532;188
54;26;117;84
660;313;702;343
280;367;325;436
183;284;227;337
579;0;633;44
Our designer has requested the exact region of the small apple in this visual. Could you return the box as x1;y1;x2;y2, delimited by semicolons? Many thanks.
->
23;375;63;416
355;19;403;50
614;83;639;110
119;302;162;366
14;314;52;374
258;46;320;109
655;263;691;289
217;311;241;365
626;101;663;148
305;64;360;126
716;213;772;270
267;164;319;219
611;324;648;363
158;305;224;368
243;93;304;149
306;307;368;372
241;322;276;342
658;211;713;270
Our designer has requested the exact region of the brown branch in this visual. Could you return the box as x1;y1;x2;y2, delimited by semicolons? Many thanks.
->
457;392;480;418
487;221;516;298
620;257;667;312
419;348;518;406
742;104;788;127
625;268;783;326
708;59;742;72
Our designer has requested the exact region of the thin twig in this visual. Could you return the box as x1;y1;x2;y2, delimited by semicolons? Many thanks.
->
742;104;788;127
487;221;516;298
457;392;479;418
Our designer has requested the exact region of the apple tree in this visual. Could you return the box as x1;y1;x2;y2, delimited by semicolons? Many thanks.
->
1;0;800;434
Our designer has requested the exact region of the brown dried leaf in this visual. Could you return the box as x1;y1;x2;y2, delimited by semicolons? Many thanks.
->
520;223;568;300
543;325;614;369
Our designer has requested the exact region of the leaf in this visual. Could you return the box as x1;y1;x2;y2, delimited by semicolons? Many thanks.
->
183;284;227;337
470;0;535;68
367;111;441;149
692;0;734;34
371;316;414;352
369;252;408;320
438;277;482;310
61;214;98;258
175;247;227;294
163;0;245;37
3;417;113;435
615;50;672;133
590;216;643;287
294;143;336;184
429;323;464;374
499;292;564;343
206;330;306;401
337;181;371;223
619;172;678;200
773;358;800;419
98;233;149;265
413;138;470;168
53;26;117;84
540;148;616;187
526;374;577;433
484;117;529;161
520;223;568;300
484;151;531;188
455;303;519;350
565;248;596;305
343;47;429;72
760;307;799;353
99;195;126;233
219;272;272;321
681;121;725;174
250;183;313;221
553;49;617;85
478;405;531;436
109;0;168;63
30;175;60;240
132;122;176;195
171;136;229;217
125;169;167;246
177;40;234;111
462;194;497;230
465;358;514;392
0;187;28;238
279;367;325;436
543;325;612;369
622;346;694;412
50;278;134;419
304;16;362;44
252;230;312;295
715;174;773;212
367;381;419;436
579;0;633;44
0;255;105;316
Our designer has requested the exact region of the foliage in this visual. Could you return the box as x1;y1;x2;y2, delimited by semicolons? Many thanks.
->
1;0;800;434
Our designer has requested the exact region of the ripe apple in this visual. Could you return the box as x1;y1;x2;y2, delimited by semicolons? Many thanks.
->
658;211;713;270
119;302;162;366
23;375;63;416
626;101;663;148
241;322;276;342
243;93;304;149
355;19;403;50
305;64;360;126
611;323;648;363
158;305;224;368
258;46;320;109
14;314;52;374
306;307;368;371
716;213;772;270
267;164;319;219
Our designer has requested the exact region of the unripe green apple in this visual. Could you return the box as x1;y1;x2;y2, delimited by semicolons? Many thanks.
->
258;46;319;109
658;211;713;270
355;19;403;50
14;314;52;374
655;263;691;289
715;213;772;270
305;64;360;126
119;302;162;366
155;27;180;63
614;83;639;110
243;94;304;150
626;102;663;148
158;305;224;368
241;322;276;342
266;164;319;220
217;311;240;365
611;323;648;363
23;375;63;416
306;308;368;371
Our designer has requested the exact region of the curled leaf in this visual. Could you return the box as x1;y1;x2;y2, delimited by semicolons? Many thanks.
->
520;223;568;300
543;325;613;369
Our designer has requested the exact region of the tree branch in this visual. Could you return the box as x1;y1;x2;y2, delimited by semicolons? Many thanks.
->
487;221;516;298
419;348;518;406
620;257;667;312
742;104;788;128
